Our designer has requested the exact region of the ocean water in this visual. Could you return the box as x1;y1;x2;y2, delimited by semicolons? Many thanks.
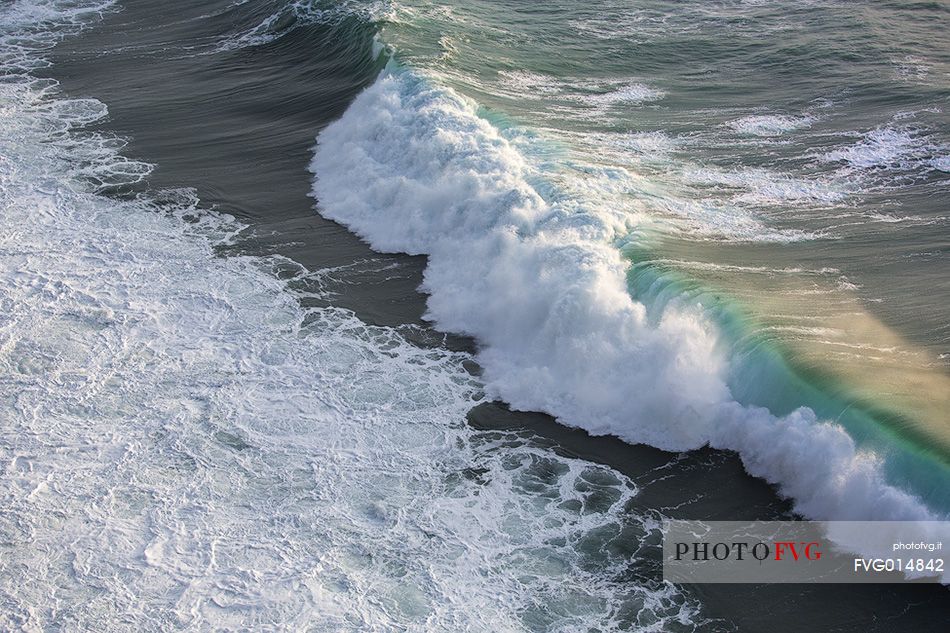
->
313;0;950;516
1;0;949;630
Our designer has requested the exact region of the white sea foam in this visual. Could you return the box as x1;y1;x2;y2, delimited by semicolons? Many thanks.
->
614;131;678;157
727;114;814;137
581;82;665;106
0;3;706;629
311;70;944;533
558;134;816;242
820;127;939;171
496;70;563;97
682;166;845;205
495;72;664;109
657;196;816;242
930;155;950;172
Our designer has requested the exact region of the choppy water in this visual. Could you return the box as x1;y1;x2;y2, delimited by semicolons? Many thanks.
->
1;0;949;630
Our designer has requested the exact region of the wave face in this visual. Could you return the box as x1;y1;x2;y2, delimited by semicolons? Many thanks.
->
311;69;941;524
0;2;707;629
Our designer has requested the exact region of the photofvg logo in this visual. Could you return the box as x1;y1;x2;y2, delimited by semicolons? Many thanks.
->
662;521;948;584
673;538;822;564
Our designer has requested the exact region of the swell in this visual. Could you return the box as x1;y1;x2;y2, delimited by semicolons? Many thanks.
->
310;66;949;528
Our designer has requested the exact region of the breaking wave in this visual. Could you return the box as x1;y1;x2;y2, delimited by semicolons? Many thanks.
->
310;68;944;527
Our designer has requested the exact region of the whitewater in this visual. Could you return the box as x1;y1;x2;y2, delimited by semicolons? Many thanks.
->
0;1;704;629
